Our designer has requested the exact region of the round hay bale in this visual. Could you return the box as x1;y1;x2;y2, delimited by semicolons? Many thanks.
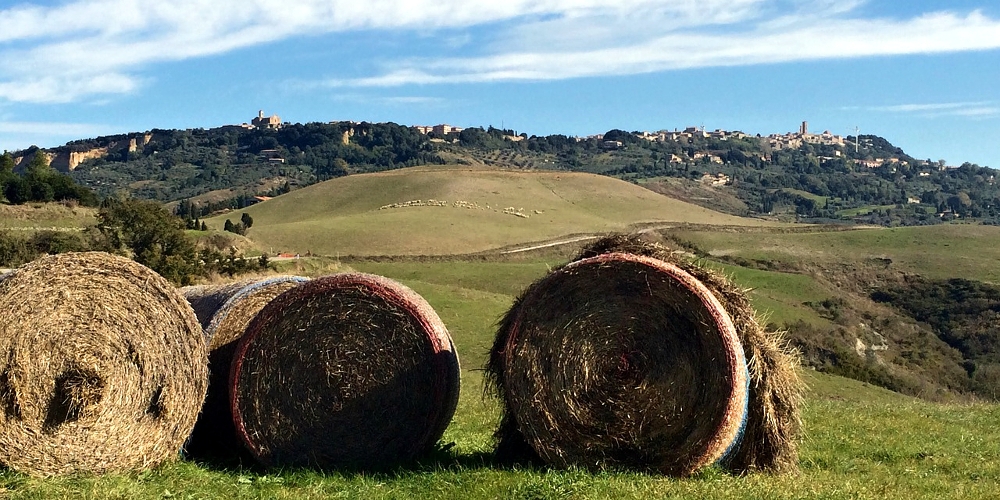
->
182;275;309;463
182;276;310;350
486;250;750;476
488;234;803;474
0;252;208;476
229;273;461;469
182;278;260;335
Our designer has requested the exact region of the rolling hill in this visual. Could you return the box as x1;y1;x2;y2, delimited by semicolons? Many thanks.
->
207;164;779;256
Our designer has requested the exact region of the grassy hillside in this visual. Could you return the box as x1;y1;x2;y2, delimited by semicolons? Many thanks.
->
0;203;96;230
206;165;778;256
669;224;1000;284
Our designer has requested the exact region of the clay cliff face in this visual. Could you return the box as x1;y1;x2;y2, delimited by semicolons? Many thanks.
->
14;133;154;172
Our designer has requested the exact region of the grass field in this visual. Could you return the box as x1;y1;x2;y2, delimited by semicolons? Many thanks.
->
0;203;96;230
4;258;1000;499
674;224;1000;284
205;165;779;257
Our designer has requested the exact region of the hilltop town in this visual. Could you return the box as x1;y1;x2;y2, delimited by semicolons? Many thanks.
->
3;112;995;227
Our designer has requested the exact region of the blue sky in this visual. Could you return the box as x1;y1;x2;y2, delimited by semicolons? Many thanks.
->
1;0;999;167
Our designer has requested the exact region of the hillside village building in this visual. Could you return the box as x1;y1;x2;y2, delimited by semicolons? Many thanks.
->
412;124;465;135
767;121;845;150
252;110;282;129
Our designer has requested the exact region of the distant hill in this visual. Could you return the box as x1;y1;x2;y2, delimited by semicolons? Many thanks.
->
9;120;1000;227
205;164;777;256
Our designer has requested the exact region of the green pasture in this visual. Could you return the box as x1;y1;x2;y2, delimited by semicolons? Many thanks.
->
778;188;829;204
207;165;777;257
681;224;1000;283
706;263;835;327
8;177;1000;497
0;203;96;230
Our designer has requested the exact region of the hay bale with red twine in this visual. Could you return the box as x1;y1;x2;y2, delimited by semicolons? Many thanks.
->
487;234;802;475
181;275;309;463
229;273;461;469
0;252;208;476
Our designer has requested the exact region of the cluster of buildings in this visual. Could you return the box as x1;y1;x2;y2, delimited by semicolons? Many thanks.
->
412;124;465;136
637;127;750;143
225;110;284;131
766;122;845;150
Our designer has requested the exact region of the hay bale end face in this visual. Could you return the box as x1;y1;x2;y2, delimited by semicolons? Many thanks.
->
488;234;803;474
488;251;750;476
229;273;461;469
183;275;309;463
573;234;803;473
0;252;208;476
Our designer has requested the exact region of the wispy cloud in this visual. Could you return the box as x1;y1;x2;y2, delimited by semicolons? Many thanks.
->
323;93;451;106
2;0;1000;102
863;101;1000;118
0;121;111;136
0;120;114;151
328;9;1000;87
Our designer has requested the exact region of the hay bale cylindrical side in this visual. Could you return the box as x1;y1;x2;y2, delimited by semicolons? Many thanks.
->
229;273;461;469
182;278;260;337
570;234;803;473
182;276;310;350
0;252;208;476
487;251;749;476
183;276;309;463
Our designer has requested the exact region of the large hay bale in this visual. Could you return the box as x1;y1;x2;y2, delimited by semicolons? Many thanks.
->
229;273;461;469
182;275;309;463
0;252;208;476
487;248;750;476
488;234;802;474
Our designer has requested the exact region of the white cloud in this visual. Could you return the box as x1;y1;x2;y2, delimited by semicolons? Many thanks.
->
864;101;1000;119
2;0;1000;102
324;93;450;106
0;120;116;151
0;120;111;136
330;9;1000;86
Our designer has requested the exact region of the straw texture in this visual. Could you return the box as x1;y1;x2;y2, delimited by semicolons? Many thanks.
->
182;276;309;463
229;273;461;469
574;235;803;473
0;252;208;476
487;249;749;476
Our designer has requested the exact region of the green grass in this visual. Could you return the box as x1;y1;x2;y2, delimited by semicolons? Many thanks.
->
779;188;829;204
678;224;1000;284
0;203;97;230
835;204;897;217
4;258;1000;498
706;263;835;327
208;165;779;257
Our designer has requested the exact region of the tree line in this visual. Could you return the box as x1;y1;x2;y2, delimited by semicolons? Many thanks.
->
0;197;269;285
1;151;97;206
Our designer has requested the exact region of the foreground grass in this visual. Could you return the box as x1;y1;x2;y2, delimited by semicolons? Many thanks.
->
5;370;998;499
4;258;1000;498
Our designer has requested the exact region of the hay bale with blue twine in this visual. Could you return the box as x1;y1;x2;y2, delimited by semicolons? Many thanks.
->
486;234;802;475
181;275;309;463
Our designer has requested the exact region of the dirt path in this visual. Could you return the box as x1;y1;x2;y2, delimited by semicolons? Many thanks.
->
500;235;600;254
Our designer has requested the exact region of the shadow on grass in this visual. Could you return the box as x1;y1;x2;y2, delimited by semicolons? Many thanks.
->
186;442;547;479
